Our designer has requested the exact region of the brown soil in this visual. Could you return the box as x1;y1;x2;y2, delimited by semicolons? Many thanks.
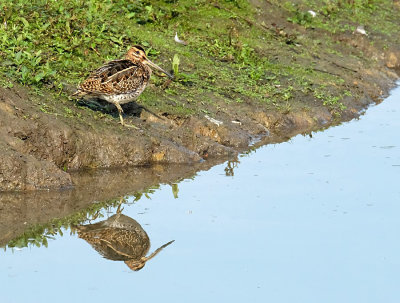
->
0;2;399;191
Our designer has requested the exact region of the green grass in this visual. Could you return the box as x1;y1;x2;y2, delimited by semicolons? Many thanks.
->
282;0;399;37
0;0;270;111
0;0;398;116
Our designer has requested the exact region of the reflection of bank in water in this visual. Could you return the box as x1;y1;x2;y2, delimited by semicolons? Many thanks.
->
76;209;174;271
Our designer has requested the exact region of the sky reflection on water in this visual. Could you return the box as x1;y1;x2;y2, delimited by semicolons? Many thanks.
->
1;87;400;303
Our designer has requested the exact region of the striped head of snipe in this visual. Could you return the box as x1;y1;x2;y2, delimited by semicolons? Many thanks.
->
126;45;173;79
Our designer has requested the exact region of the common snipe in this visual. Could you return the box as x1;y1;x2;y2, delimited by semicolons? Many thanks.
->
76;207;174;271
73;45;173;126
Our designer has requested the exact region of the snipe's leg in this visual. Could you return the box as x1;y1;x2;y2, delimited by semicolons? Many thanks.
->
88;210;101;223
114;103;125;125
114;103;138;129
116;197;125;215
110;197;125;224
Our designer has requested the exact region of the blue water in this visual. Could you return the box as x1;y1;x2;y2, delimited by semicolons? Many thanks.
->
1;87;400;303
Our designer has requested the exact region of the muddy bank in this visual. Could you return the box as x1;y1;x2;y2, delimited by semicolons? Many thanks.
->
1;66;398;191
0;2;399;191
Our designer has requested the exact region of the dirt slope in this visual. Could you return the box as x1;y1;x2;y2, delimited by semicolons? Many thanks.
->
0;1;399;191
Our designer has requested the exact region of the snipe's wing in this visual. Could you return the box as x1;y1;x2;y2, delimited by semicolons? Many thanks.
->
79;60;147;95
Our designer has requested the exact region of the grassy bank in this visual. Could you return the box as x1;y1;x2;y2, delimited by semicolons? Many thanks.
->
1;0;398;119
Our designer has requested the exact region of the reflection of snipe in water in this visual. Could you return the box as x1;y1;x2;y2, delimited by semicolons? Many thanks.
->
76;207;174;271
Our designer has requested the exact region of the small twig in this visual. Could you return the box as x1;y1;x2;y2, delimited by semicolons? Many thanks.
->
211;3;271;32
313;68;341;77
330;61;358;73
161;78;172;90
91;47;101;56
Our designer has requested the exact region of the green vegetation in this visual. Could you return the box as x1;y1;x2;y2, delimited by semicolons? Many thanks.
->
283;0;399;36
172;54;180;78
0;0;398;118
0;0;266;114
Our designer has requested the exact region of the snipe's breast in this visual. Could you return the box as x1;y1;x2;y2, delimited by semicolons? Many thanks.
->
102;90;144;105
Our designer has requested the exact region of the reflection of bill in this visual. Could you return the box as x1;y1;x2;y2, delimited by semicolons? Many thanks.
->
76;210;174;271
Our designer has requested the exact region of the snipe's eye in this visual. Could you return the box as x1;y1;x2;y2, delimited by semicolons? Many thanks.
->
135;51;140;54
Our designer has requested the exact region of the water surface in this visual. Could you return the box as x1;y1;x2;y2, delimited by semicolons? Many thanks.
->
1;87;400;303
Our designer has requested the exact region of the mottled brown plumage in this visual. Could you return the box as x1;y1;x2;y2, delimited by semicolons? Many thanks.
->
76;211;174;271
73;45;173;126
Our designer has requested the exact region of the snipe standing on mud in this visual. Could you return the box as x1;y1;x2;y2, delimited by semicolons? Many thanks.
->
72;45;173;126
